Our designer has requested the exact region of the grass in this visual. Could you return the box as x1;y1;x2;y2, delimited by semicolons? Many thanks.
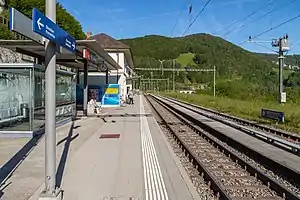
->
272;67;294;78
176;53;195;66
162;92;300;134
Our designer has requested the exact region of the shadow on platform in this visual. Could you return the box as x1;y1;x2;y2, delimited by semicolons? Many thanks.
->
56;122;79;188
0;120;80;198
0;133;44;198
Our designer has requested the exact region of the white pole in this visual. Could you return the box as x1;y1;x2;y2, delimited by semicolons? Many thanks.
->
213;65;216;98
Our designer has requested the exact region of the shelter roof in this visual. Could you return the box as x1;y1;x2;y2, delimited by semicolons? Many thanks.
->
0;39;122;70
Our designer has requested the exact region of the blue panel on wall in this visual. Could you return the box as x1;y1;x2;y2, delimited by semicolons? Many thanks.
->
76;84;120;107
88;85;105;102
102;84;120;107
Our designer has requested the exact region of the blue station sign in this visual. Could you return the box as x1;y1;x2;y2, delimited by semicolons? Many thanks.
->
261;108;284;123
32;8;76;52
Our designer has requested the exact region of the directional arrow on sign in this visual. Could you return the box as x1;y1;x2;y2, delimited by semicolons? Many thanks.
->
37;18;44;30
32;8;76;53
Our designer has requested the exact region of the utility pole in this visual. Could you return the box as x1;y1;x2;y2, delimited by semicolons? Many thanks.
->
150;72;153;91
271;34;289;104
158;59;165;76
135;67;215;93
40;0;62;199
172;59;175;92
213;65;216;98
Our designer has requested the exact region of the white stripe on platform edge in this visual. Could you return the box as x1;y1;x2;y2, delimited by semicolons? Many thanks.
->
140;96;169;200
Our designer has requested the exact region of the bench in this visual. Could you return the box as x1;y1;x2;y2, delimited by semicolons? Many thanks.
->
261;108;284;123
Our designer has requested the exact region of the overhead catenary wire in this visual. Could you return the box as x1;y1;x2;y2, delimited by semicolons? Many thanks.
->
239;13;300;45
224;0;296;37
250;41;279;53
290;39;300;49
170;4;188;37
215;0;277;35
182;0;212;36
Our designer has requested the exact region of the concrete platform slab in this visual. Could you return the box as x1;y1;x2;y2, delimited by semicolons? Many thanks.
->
0;117;104;200
51;96;198;199
26;95;200;200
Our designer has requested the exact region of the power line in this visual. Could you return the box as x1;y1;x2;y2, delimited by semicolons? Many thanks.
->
251;41;278;53
290;39;300;49
170;4;187;37
215;0;277;35
239;14;300;45
182;0;212;36
222;0;278;36
224;0;296;37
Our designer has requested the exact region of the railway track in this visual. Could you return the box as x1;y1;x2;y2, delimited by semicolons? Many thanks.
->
158;95;300;155
145;95;300;200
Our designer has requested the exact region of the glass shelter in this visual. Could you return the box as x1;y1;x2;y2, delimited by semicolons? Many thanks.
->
0;63;76;137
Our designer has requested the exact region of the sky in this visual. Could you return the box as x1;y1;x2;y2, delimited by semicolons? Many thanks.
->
58;0;300;54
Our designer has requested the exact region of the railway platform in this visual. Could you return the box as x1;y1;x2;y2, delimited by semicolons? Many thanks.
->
24;95;200;200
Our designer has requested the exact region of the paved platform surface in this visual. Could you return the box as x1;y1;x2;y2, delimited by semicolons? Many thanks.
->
27;95;200;200
0;117;105;200
158;96;300;174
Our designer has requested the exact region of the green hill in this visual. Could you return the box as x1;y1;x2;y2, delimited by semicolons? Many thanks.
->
255;53;300;67
120;33;300;101
176;53;195;66
121;34;276;81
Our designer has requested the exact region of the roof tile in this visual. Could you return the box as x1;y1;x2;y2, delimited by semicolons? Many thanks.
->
89;33;130;49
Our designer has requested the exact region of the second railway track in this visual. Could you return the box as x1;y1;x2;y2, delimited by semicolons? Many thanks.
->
145;94;300;200
162;96;300;153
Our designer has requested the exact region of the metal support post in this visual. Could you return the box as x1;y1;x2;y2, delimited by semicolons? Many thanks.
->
76;69;80;84
40;0;62;198
271;34;288;103
83;60;88;116
213;65;216;98
105;69;109;84
44;0;56;195
150;72;153;91
140;78;142;90
116;68;119;84
279;50;284;103
116;51;119;84
172;59;175;92
167;78;170;92
159;59;164;76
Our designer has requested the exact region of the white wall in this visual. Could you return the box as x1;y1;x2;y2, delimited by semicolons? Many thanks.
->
107;52;132;98
108;52;132;77
80;51;133;101
108;52;124;74
79;72;128;101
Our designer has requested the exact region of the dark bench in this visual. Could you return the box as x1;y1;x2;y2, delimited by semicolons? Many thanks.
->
261;108;284;123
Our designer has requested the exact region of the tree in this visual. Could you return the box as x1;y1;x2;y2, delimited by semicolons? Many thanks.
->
120;33;286;100
193;53;201;64
0;0;86;39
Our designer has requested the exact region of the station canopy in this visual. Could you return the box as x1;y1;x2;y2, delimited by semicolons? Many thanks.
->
0;39;122;71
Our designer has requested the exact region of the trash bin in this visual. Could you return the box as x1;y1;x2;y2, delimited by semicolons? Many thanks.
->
20;103;29;119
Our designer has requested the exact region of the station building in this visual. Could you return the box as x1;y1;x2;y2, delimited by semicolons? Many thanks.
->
76;33;135;108
0;34;129;137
